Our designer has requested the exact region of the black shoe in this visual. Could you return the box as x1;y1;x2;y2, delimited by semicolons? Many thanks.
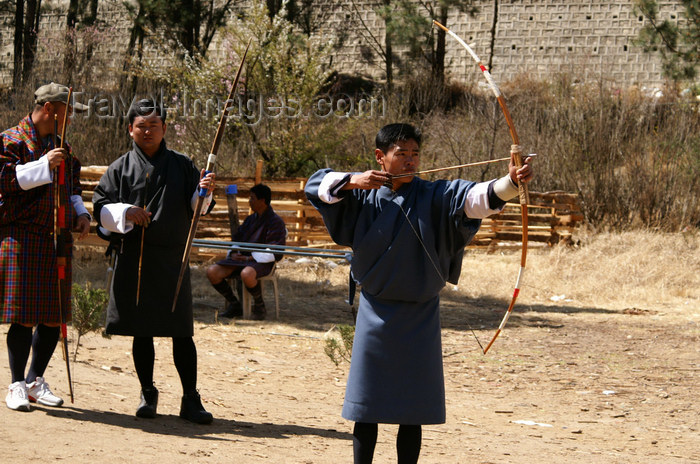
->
219;299;243;318
136;386;158;418
179;391;213;424
251;302;266;320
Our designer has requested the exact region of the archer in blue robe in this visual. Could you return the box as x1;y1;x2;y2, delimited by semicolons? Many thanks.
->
305;124;533;431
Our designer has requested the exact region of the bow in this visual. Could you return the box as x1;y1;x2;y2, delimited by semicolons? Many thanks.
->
433;20;529;354
136;172;149;305
171;40;250;312
53;88;75;402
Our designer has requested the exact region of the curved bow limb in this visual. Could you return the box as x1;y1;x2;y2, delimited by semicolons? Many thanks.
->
433;20;530;354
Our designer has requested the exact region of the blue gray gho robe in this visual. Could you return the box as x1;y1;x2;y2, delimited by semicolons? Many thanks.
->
305;169;507;425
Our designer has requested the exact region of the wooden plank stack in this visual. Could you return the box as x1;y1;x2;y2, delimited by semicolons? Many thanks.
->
78;166;583;256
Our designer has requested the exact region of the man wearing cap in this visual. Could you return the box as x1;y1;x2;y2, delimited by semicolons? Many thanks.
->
0;82;91;411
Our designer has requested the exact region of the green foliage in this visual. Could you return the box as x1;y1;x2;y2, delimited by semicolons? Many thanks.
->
136;1;341;176
634;0;700;81
324;324;355;367
71;282;110;361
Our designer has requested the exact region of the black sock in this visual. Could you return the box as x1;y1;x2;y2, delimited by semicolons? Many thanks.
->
132;337;155;389
173;337;197;394
212;280;237;302
396;424;422;464
247;282;264;306
7;324;32;383
353;422;378;464
26;324;60;383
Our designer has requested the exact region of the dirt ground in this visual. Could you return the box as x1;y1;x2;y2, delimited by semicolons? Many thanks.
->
1;240;698;463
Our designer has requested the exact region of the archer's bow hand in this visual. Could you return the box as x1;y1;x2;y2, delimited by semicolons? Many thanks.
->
348;170;392;190
508;154;535;185
46;148;68;170
199;169;216;195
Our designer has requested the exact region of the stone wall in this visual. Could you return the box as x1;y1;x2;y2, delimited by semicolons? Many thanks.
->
0;0;689;90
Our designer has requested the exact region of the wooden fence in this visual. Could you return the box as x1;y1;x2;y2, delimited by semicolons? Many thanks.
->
78;165;583;257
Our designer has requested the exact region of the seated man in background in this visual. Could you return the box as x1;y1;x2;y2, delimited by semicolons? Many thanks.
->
207;183;286;320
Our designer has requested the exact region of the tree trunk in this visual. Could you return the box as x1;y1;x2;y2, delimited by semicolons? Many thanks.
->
179;0;196;56
64;0;80;83
22;0;41;85
66;0;79;28
121;3;146;94
433;6;448;82
488;0;499;71
12;0;24;88
85;0;100;60
383;0;393;92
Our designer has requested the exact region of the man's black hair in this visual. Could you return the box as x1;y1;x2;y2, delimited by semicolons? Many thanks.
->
375;123;421;152
250;183;272;205
127;98;167;125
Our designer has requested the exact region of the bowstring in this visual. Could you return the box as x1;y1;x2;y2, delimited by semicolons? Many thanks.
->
389;184;486;353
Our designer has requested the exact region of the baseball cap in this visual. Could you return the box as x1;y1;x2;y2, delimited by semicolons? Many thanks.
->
34;82;88;112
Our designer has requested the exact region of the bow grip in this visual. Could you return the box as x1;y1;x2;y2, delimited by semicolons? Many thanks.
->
510;144;530;206
199;153;216;197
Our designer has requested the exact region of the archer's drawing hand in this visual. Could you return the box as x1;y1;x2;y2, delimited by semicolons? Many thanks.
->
347;170;392;190
199;169;216;195
126;206;152;227
46;148;68;170
509;155;535;185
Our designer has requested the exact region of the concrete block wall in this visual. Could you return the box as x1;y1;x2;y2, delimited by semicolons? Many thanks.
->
317;0;688;88
0;0;689;90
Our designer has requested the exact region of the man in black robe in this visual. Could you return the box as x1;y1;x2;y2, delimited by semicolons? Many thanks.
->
92;99;216;424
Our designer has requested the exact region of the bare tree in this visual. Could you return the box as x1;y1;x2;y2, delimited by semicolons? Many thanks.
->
21;0;42;85
12;0;24;88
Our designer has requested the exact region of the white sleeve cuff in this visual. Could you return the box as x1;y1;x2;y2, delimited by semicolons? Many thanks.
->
15;156;53;190
100;203;135;234
252;251;275;263
318;172;351;204
71;195;91;220
191;190;213;214
493;175;519;201
464;181;502;219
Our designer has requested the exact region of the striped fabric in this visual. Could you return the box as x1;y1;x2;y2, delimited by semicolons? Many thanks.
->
0;115;80;324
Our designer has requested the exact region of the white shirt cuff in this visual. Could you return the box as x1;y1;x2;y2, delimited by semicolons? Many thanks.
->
71;195;91;220
15;156;53;190
493;175;519;201
190;190;213;214
252;251;275;263
100;203;135;234
464;180;504;219
318;172;351;204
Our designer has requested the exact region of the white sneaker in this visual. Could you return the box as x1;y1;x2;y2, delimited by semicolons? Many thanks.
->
26;377;64;407
6;381;30;411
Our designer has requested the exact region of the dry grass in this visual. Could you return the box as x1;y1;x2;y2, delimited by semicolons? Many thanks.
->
458;230;699;312
73;230;699;323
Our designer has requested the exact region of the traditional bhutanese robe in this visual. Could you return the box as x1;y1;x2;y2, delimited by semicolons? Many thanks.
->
92;141;213;337
306;168;505;424
215;207;287;276
0;115;83;324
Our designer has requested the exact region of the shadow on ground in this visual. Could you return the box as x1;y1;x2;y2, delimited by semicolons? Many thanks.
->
39;405;351;441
